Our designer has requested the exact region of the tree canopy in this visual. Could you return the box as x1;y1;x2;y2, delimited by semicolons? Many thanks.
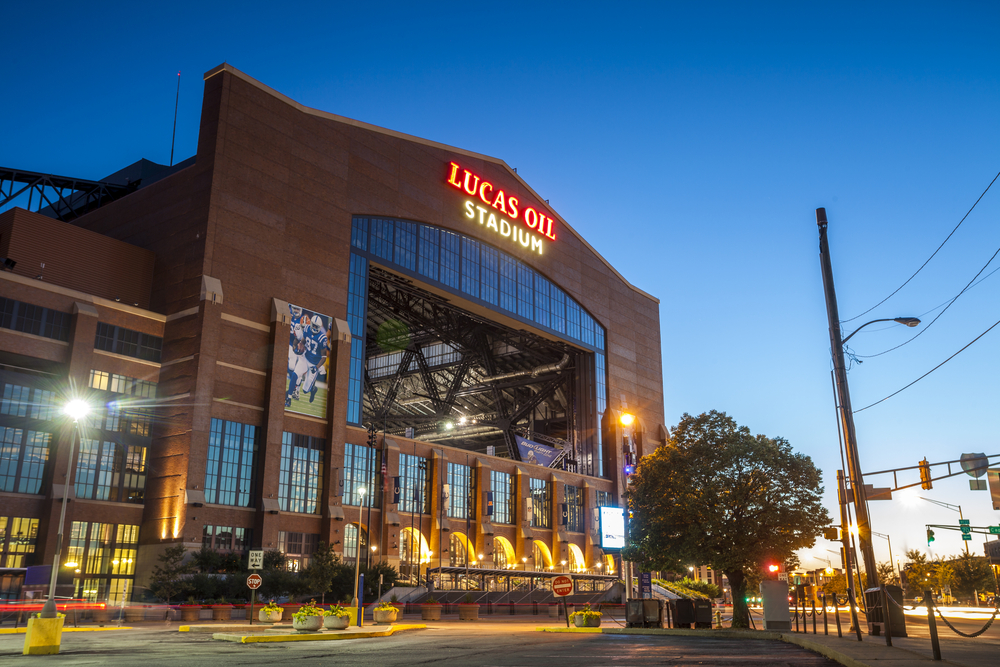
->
622;410;830;627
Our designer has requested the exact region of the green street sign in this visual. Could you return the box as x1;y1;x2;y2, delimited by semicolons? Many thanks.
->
959;519;970;525
962;534;972;541
989;526;1000;535
961;525;972;534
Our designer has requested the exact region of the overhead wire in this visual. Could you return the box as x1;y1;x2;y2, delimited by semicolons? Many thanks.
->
853;316;1000;413
841;170;1000;324
854;242;1000;358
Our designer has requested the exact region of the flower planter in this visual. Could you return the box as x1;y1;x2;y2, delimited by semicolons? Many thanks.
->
574;615;601;627
586;616;601;627
457;603;480;621
421;603;442;621
211;604;233;621
323;614;350;630
292;615;323;632
180;606;201;622
372;608;398;624
258;608;283;623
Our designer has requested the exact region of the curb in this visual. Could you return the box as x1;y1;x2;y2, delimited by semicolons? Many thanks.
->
0;626;134;635
777;634;873;667
211;623;427;643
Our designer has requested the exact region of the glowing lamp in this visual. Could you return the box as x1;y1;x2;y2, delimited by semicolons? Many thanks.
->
768;564;779;573
619;413;635;427
63;399;90;421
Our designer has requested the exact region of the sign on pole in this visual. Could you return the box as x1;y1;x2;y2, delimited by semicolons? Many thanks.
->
960;525;971;534
639;572;652;599
989;526;1000;535
552;575;573;597
249;550;264;570
247;573;262;589
962;534;972;541
959;519;970;525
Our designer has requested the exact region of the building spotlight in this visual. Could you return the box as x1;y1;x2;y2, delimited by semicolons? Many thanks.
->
619;413;634;427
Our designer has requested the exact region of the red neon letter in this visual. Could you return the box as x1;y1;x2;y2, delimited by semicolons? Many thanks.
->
524;207;539;229
492;190;507;215
447;162;462;189
507;196;519;219
462;171;480;196
479;181;493;205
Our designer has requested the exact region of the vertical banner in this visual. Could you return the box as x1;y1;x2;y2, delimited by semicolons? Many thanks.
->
559;503;568;525
285;302;332;418
392;477;401;505
442;483;451;515
486;491;494;516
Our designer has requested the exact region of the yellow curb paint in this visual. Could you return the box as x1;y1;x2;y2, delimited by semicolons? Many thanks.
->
211;623;426;643
178;626;190;632
2;626;134;635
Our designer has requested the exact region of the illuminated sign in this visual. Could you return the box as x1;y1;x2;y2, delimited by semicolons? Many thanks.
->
446;162;556;255
599;506;625;550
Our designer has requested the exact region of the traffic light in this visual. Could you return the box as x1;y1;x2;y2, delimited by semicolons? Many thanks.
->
926;528;935;545
919;458;932;490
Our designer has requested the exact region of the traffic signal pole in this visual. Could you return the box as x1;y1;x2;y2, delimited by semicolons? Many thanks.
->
817;208;879;592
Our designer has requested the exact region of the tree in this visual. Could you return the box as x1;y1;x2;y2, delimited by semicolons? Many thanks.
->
903;549;933;598
623;410;830;628
949;553;996;601
149;544;192;603
876;561;898;586
303;542;345;604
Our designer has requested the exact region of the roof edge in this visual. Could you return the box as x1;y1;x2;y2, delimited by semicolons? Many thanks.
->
203;63;659;305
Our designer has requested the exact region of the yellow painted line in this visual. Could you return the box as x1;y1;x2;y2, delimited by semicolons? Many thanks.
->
178;626;189;632
0;626;134;635
212;623;426;643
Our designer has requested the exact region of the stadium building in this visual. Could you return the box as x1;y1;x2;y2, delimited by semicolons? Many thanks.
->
0;63;665;602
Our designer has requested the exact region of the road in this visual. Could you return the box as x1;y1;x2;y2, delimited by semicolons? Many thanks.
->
0;622;841;666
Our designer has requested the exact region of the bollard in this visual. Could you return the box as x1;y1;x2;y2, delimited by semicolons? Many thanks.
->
881;585;892;647
822;593;829;635
811;599;817;634
715;609;722;629
833;595;843;638
794;597;800;632
924;590;941;661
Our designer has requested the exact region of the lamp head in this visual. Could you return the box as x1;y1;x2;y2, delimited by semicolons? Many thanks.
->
619;412;635;427
358;487;366;496
894;317;921;328
63;399;90;421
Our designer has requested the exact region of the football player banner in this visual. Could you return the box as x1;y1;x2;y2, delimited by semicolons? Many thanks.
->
285;303;332;418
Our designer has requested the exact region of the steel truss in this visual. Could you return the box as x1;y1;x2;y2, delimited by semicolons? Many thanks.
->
0;168;136;221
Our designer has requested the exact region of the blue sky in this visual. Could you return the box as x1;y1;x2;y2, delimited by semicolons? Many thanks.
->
4;1;998;571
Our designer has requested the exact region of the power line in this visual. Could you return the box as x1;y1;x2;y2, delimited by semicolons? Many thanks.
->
854;316;1000;413
842;169;1000;324
855;242;1000;358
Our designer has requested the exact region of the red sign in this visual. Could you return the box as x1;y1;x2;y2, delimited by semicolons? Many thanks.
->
552;575;573;597
247;574;262;590
446;162;556;255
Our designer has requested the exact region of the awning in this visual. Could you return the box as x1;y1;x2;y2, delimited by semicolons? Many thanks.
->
386;512;401;527
327;505;345;521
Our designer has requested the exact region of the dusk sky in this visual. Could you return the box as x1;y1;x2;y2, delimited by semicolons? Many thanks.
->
4;1;999;571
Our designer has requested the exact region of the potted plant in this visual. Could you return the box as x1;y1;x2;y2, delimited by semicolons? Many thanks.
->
258;600;284;623
421;596;442;621
180;597;201;622
211;597;233;621
291;600;325;632
570;604;602;628
323;604;351;630
458;593;480;621
372;601;399;624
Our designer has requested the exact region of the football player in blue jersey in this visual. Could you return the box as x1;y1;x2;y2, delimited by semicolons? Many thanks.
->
300;315;329;403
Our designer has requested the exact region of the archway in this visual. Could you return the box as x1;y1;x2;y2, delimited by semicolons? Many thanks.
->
567;543;585;572
532;540;553;570
450;532;474;567
493;536;515;569
345;522;368;560
400;527;430;584
603;553;616;575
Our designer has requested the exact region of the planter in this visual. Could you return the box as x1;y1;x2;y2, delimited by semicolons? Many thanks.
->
180;606;201;622
124;606;145;623
323;614;350;630
574;615;601;627
292;615;323;632
457;603;480;621
548;604;560;618
372;608;398;624
421;603;442;621
587;616;602;628
258;608;283;623
92;607;112;626
211;604;233;621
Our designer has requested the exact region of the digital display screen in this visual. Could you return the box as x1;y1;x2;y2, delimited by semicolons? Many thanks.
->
600;506;625;550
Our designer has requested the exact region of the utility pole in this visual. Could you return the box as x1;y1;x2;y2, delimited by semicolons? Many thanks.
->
817;208;879;591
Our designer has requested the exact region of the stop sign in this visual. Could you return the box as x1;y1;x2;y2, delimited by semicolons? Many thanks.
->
552;575;573;597
247;573;262;589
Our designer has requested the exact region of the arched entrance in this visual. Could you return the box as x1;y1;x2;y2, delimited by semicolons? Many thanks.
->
493;536;515;569
400;527;430;584
567;543;585;572
532;540;553;571
450;532;474;567
345;523;368;560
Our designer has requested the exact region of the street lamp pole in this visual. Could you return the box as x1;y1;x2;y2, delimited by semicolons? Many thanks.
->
42;400;90;618
817;208;921;591
352;487;366;608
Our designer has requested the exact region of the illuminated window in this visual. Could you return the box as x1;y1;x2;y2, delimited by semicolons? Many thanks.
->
346;253;369;425
0;384;55;420
596;491;613;508
529;478;551;528
279;432;323;514
399;453;429;514
490;471;513;524
66;521;139;602
343;442;377;507
565;485;584;532
278;531;318;570
0;516;38;567
344;524;368;559
446;462;474;519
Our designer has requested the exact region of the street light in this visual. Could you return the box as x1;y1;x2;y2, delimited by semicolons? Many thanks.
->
817;206;923;592
41;399;90;618
351;487;366;609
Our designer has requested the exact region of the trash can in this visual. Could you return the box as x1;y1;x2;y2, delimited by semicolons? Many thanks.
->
642;599;664;627
693;599;713;628
626;599;644;627
864;585;907;637
671;599;695;628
